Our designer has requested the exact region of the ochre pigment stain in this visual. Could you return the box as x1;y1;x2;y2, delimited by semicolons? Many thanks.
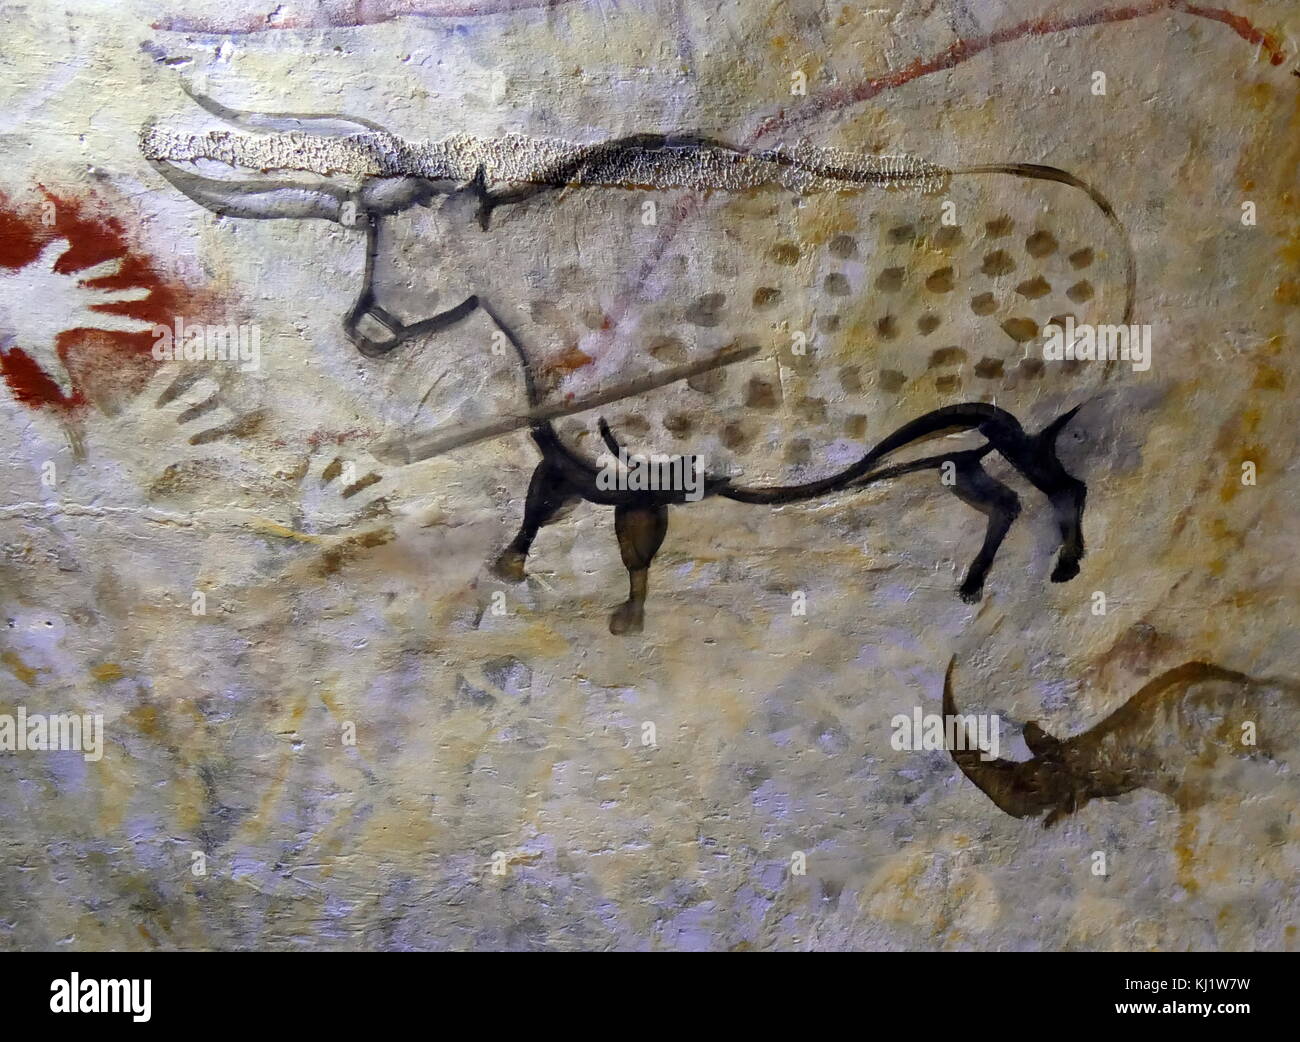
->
0;189;188;409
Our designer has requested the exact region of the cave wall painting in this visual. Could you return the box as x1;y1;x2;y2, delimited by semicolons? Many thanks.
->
0;0;1297;951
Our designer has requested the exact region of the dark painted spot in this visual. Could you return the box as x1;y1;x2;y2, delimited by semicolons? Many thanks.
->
685;292;726;326
981;250;1015;276
925;266;954;293
1067;280;1095;303
771;242;801;265
876;315;898;339
663;413;693;438
888;224;915;244
928;346;966;367
752;286;781;308
1019;357;1045;379
1025;230;1058;257
917;313;941;335
1001;317;1039;342
1016;275;1051;299
985;216;1014;237
974;357;1004;378
819;314;841;333
839;365;862;392
1069;247;1094;268
721;422;749;449
844;415;868;438
828;234;857;259
932;226;962;248
824;272;851;296
744;377;779;408
785;438;812;464
875;266;904;292
934;374;961;392
795;397;827;423
970;292;997;315
879;369;906;392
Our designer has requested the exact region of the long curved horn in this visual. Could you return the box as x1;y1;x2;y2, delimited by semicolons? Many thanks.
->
149;159;350;221
147;87;442;222
944;658;1071;821
180;82;394;135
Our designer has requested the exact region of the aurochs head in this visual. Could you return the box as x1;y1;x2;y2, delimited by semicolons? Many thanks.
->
944;659;1290;827
943;658;1090;826
143;88;496;358
143;89;965;373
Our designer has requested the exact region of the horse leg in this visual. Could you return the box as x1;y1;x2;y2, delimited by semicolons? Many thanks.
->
493;461;576;582
609;501;669;635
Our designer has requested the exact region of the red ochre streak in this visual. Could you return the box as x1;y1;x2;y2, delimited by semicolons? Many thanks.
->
151;0;584;33
595;2;1285;355
753;1;1286;140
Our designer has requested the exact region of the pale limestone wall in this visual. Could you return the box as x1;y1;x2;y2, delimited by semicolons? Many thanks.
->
0;0;1297;950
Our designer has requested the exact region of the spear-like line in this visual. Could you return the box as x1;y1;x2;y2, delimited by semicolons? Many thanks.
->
372;342;762;465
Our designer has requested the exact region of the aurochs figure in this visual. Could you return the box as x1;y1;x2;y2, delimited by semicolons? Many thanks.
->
946;660;1300;825
145;90;1136;633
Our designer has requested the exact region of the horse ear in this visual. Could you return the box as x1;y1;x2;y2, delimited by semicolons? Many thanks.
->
1040;403;1085;448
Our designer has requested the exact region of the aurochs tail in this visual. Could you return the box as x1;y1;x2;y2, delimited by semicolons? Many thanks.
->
718;402;1028;505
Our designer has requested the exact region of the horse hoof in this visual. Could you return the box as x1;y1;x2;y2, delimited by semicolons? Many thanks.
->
492;549;527;582
608;601;644;635
1050;558;1081;583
